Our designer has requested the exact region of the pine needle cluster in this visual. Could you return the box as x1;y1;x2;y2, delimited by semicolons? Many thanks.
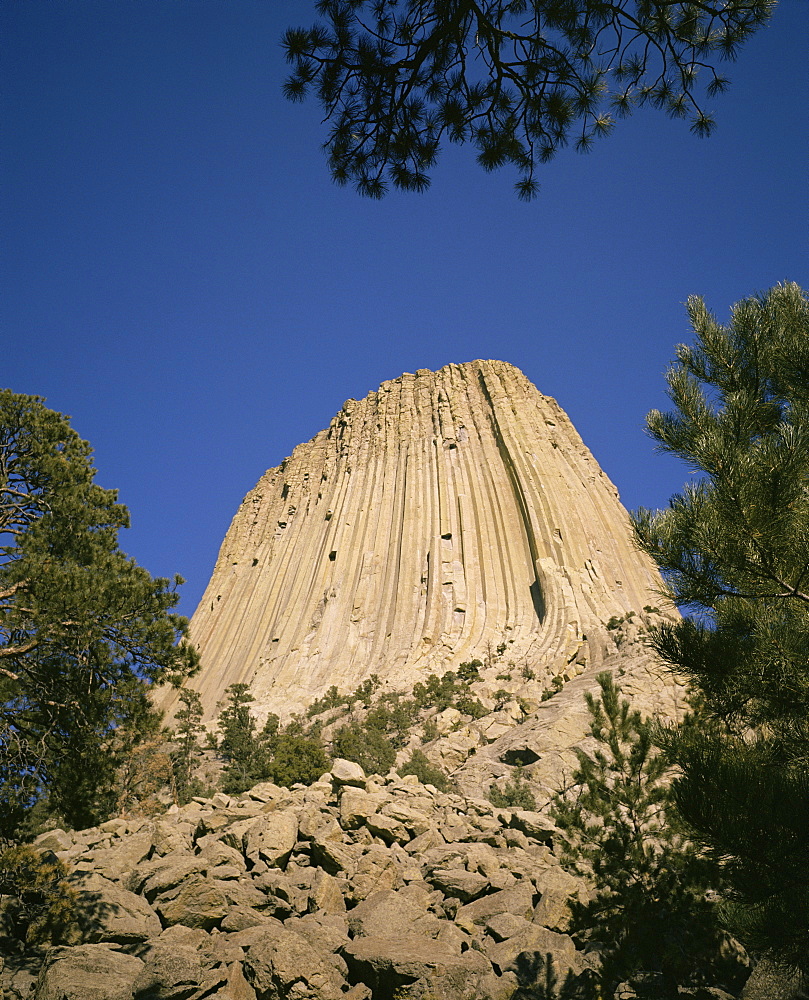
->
633;283;809;977
282;0;773;198
550;673;736;994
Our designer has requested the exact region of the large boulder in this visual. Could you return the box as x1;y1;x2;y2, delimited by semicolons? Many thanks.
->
481;918;582;978
68;871;161;946
155;875;230;930
243;812;299;870
342;934;490;998
454;884;535;935
33;943;144;1000
244;923;346;1000
347;889;441;940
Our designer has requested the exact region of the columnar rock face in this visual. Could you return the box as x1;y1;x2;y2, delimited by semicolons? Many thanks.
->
179;360;666;721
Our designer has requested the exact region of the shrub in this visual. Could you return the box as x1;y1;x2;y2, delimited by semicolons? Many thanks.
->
488;766;537;810
0;845;76;949
398;749;453;792
550;672;745;995
306;685;346;718
510;952;596;999
457;659;482;682
331;721;396;776
267;732;330;787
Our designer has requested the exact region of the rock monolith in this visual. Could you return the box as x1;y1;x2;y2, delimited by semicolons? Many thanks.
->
170;360;667;721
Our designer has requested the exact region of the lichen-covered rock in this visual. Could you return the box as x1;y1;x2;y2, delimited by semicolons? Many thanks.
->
342;934;491;997
68;871;162;946
33;944;144;1000
244;923;346;999
243;812;299;870
348;846;405;902
330;759;366;787
426;869;491;902
347;889;441;940
454;885;536;935
482;920;582;979
532;865;583;931
155;875;230;930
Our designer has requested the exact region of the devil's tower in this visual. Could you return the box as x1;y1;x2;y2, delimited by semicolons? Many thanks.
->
178;361;667;721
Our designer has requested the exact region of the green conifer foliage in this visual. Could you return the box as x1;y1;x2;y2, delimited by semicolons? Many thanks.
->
283;0;773;199
632;283;809;975
0;844;76;949
397;748;453;792
550;673;737;993
488;765;537;810
216;683;269;793
214;685;331;792
0;391;198;836
172;689;206;804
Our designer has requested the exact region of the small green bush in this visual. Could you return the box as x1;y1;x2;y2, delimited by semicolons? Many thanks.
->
0;845;76;949
331;721;396;776
398;749;453;792
457;659;482;682
550;672;743;994
267;733;330;787
488;766;537;810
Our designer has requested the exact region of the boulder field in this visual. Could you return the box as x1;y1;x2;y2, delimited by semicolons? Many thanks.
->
8;760;597;1000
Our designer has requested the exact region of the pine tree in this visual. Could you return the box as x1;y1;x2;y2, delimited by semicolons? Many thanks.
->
283;0;773;199
171;688;206;805
550;673;735;994
216;683;270;793
0;390;198;837
632;283;809;981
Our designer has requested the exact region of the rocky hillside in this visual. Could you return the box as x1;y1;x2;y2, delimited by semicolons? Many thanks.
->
0;629;710;1000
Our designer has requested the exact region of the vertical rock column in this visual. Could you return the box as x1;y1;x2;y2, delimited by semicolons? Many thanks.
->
174;360;665;721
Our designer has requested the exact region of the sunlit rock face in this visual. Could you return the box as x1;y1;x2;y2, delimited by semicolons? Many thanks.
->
177;360;665;721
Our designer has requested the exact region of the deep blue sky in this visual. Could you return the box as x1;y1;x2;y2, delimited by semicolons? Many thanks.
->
4;1;807;619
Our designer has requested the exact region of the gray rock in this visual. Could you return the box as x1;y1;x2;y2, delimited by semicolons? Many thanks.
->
220;905;268;932
68;871;162;946
338;788;386;830
740;957;806;1000
286;912;349;956
155;874;230;930
380;802;433;838
130;924;241;1000
33;828;73;853
484;911;533;942
131;945;207;1000
454;885;535;935
348;845;404;902
365;812;411;845
347;889;441;940
87;830;154;879
342;934;490;997
331;759;366;787
148;819;195;857
509;810;560;845
34;944;144;1000
244;923;346;1000
243;812;299;870
532;865;581;931
307;867;347;915
426;868;491;902
130;852;206;900
198;839;247;872
482;921;581;978
404;827;445;856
